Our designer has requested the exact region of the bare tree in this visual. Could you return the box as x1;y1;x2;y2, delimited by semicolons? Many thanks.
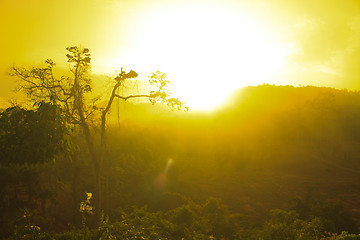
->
9;46;186;223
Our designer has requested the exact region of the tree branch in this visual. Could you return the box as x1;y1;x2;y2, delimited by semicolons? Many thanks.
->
114;94;151;101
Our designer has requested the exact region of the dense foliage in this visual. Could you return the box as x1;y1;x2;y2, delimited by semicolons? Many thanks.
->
0;102;69;165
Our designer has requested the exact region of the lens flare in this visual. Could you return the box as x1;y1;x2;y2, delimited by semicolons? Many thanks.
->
155;158;174;189
165;158;173;173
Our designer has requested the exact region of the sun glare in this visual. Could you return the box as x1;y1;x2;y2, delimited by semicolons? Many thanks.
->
120;2;291;111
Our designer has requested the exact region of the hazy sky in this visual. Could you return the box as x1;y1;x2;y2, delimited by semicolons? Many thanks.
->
1;0;360;108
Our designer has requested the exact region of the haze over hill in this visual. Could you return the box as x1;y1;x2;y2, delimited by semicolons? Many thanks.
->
105;84;360;223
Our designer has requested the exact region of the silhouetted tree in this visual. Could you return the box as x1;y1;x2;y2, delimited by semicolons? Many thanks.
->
9;46;186;223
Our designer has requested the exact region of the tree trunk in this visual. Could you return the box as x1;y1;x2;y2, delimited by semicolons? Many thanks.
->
97;81;121;217
81;122;102;225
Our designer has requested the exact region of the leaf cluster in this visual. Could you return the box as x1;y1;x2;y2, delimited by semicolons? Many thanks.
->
148;71;188;111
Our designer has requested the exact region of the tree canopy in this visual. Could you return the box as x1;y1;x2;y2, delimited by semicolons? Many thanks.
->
0;102;69;165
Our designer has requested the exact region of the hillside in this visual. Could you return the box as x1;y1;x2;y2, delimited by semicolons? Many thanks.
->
2;85;360;238
105;85;360;224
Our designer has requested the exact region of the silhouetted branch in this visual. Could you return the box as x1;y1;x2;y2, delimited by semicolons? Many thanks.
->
114;94;151;101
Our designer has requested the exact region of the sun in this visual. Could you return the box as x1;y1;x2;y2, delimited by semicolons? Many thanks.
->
124;2;291;111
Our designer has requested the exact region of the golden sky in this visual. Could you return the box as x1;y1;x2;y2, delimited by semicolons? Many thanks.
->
1;0;360;110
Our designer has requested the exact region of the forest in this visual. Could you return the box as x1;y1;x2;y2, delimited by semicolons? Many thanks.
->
1;47;360;240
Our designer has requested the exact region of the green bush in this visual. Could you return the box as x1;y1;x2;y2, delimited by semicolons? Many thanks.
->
256;209;325;240
321;231;360;240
